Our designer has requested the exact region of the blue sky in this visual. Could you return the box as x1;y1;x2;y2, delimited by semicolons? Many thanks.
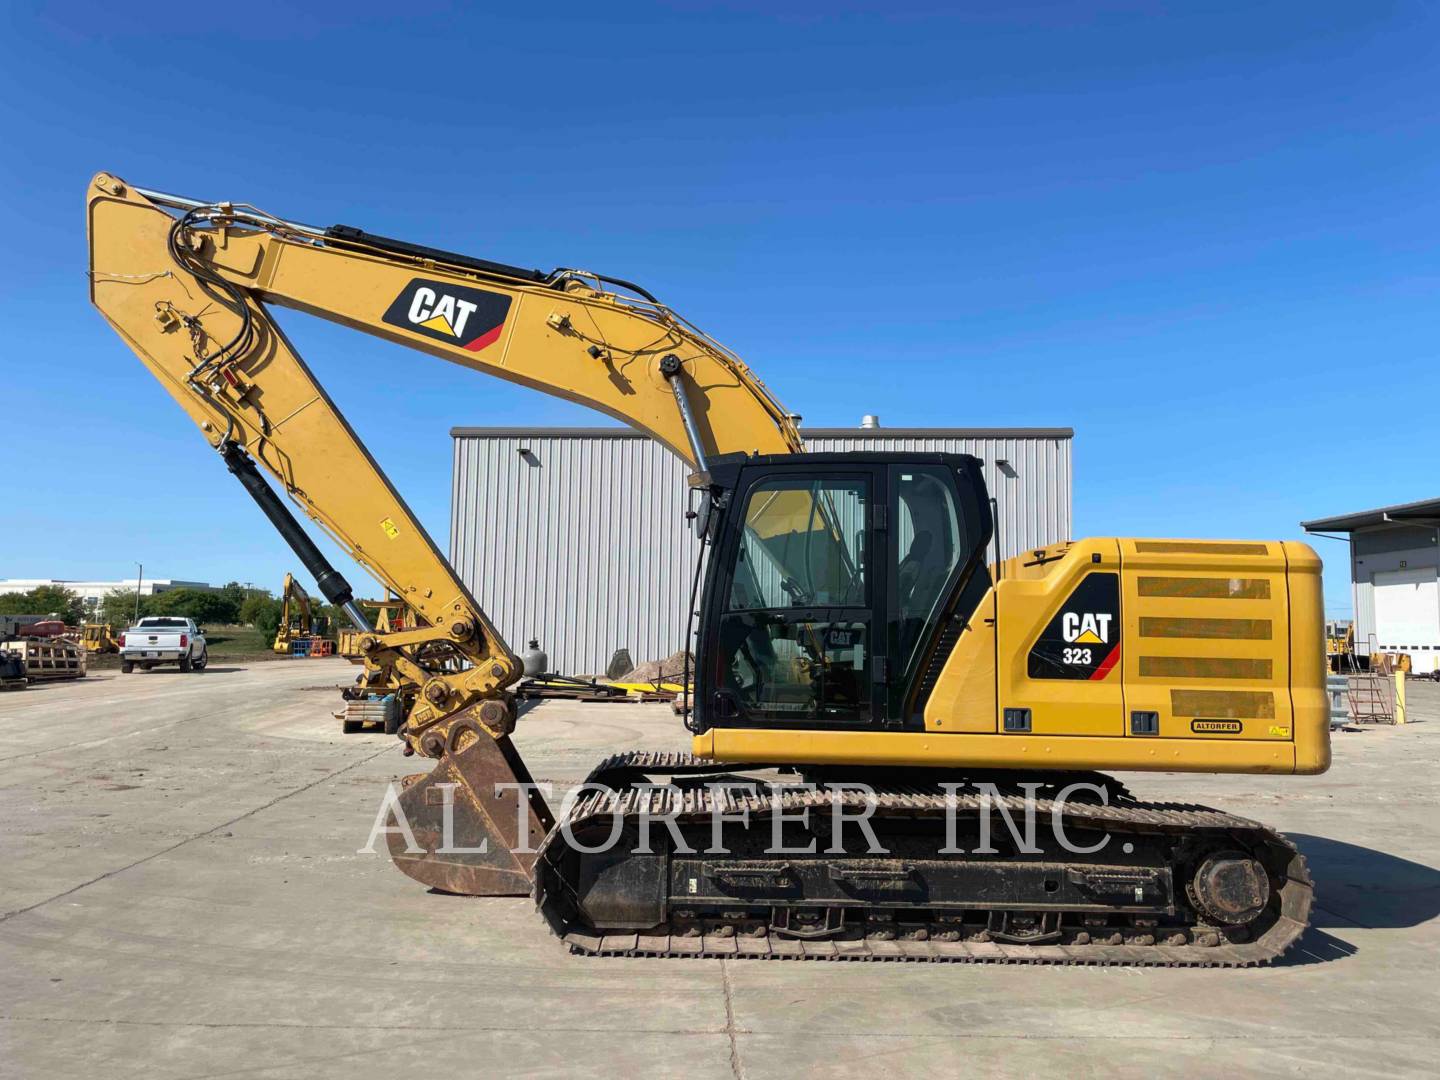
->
2;2;1437;614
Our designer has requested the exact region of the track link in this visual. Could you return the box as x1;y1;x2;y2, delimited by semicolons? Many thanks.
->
535;751;1312;967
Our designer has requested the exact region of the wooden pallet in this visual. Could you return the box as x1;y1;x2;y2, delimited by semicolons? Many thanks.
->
2;638;87;681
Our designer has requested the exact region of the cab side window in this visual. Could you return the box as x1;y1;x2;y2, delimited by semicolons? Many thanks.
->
893;468;964;681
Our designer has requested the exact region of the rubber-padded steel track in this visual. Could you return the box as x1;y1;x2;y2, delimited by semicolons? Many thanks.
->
534;751;1312;967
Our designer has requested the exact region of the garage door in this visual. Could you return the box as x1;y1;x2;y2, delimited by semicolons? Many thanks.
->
1373;567;1439;673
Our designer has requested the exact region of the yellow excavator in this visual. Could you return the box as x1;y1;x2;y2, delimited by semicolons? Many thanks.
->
337;596;410;656
88;174;1328;966
272;571;320;654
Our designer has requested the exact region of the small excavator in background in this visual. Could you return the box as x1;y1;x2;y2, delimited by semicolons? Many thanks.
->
88;175;1328;965
271;572;332;655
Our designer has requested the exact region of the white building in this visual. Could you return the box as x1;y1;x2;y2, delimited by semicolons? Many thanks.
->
1303;497;1440;675
0;578;216;612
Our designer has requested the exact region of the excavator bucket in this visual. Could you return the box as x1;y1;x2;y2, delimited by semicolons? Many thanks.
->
389;715;554;896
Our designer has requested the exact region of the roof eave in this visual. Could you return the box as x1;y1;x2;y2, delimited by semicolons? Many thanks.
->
1302;498;1440;533
450;425;1075;439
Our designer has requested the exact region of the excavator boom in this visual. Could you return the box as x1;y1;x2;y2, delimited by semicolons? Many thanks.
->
87;174;799;732
88;172;800;893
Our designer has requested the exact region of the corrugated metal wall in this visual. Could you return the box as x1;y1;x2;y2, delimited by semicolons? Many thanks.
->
803;429;1073;566
451;427;1072;675
450;431;701;677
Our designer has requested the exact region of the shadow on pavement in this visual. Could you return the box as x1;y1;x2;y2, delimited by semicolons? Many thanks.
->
1279;927;1357;964
1293;833;1440;930
1266;835;1438;967
119;666;245;675
4;677;107;690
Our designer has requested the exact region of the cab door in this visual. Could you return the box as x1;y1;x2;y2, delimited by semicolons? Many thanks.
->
705;465;885;729
886;463;992;727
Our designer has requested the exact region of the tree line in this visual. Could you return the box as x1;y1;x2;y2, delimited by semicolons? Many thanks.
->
0;581;343;642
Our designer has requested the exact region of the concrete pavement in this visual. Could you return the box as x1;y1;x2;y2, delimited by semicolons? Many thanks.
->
2;661;1437;1078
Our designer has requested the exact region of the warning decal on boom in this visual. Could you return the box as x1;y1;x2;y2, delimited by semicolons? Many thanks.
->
1028;572;1121;681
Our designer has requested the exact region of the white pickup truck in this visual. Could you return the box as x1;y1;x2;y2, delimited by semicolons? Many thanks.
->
119;616;208;673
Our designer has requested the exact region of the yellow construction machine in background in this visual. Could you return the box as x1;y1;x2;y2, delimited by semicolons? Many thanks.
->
79;623;120;654
1325;619;1353;669
272;573;335;657
336;596;411;660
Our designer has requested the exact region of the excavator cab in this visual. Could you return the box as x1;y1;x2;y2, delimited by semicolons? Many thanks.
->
695;452;993;733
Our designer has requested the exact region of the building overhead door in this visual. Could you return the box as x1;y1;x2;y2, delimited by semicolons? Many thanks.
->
1373;567;1440;673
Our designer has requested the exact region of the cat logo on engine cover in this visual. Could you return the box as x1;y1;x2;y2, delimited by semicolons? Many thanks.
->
1028;572;1121;681
383;278;511;352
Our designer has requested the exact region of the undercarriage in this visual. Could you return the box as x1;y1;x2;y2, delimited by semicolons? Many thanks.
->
533;753;1312;967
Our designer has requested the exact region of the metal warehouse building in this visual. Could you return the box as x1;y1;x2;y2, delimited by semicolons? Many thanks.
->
1304;497;1440;675
451;423;1074;676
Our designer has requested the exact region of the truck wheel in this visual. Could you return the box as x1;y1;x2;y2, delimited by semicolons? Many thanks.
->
179;655;193;672
193;650;208;671
121;661;134;674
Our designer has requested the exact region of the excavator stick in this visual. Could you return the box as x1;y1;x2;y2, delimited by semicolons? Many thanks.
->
389;711;555;895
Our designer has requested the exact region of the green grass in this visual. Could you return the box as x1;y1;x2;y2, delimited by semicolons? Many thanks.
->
203;624;279;660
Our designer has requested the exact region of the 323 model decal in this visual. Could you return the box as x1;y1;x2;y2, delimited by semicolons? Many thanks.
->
1028;572;1121;681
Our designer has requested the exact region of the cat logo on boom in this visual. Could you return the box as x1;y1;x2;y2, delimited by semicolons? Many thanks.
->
382;278;512;352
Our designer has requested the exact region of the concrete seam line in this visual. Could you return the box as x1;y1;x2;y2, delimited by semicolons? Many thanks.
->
721;957;746;1080
0;746;392;924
